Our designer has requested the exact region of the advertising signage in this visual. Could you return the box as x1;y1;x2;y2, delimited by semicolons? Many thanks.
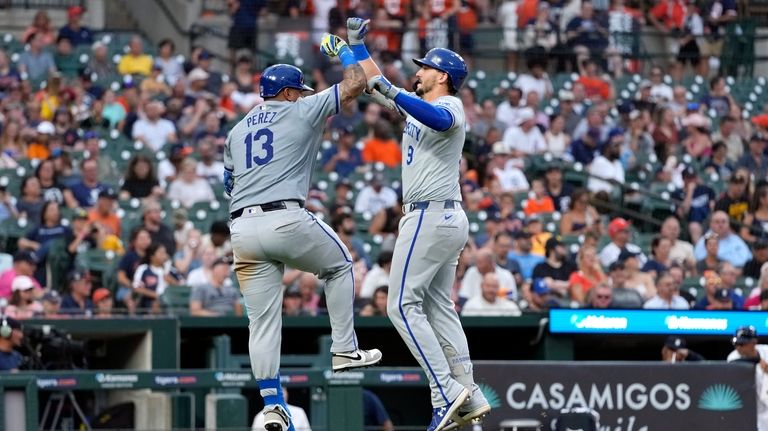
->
475;361;757;431
549;309;768;335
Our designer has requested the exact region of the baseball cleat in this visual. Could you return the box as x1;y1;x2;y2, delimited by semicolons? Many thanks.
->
443;385;492;430
264;405;294;431
427;387;471;431
332;348;382;372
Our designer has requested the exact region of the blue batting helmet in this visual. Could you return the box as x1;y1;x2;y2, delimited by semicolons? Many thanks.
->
259;64;314;98
412;48;468;92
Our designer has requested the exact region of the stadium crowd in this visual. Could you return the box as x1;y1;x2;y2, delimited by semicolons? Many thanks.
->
0;0;765;320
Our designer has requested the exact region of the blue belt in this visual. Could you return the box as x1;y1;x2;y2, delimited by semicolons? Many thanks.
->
406;200;460;212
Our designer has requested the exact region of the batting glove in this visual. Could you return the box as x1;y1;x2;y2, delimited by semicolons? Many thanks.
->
346;17;370;45
320;33;349;58
223;170;234;197
368;75;401;100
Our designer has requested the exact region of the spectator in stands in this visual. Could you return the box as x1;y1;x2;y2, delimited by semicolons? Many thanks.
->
0;316;24;371
295;272;321;316
354;174;398;215
189;258;241;317
84;41;114;80
491;232;523;285
5;275;42;319
459;88;482;131
282;285;306;317
556;90;582;136
584;282;613;308
155;39;184;86
642;236;673;277
569;127;602;165
471;99;507;141
587;131;624;194
69;158;109;208
532;237;577;299
360;251;393;300
545;114;571;158
744;241;768;280
158;143;193;187
487;143;529;193
715;169;750;224
701;76;734;119
560;188;599;236
697;231;723;274
140;199;176;256
16;176;43;223
510;229;545;282
118;36;153;76
741;183;768;245
99;89;126;129
569;245;607;303
501;107;547;159
694;270;739;309
711;117;744;164
460;248;517;303
60;269;93;315
523;179;555;216
496;87;525;130
0;250;40;300
58;6;93;46
576;58;613;102
120;154;163;200
89;288;112;318
116;227;152;313
621;249;656;300
0;119;24;161
174;228;205;275
195;138;225;182
362;120;401;168
680;113;712;159
322;126;363;177
53;35;80;79
186;245;217;288
39;290;61;318
133;242;177;314
139;63;172;98
167;158;216;209
544;166;574;214
359;286;389;317
660;216;695;271
566;2;609;68
87;189;120;237
226;0;264;72
22;10;55;47
651;107;679;163
132;100;178;152
19;30;56;84
201;220;232;258
252;385;312;431
695;210;753;268
644;271;689;309
599;217;646;268
703;141;735;183
330;213;368;268
462;272;522;316
738;135;768;181
18;200;73;284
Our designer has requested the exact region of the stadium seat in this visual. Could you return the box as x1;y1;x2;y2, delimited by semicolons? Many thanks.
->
161;285;192;316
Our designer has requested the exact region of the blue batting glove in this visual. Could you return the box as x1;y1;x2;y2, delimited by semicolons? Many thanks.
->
367;75;401;100
223;170;234;196
347;17;370;45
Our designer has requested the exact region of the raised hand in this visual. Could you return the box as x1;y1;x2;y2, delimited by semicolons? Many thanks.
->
367;75;400;100
320;33;349;58
347;17;370;45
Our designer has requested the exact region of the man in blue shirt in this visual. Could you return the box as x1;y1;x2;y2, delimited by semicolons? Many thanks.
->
321;126;363;177
694;210;753;268
0;316;24;371
58;6;93;46
69;158;109;208
60;270;94;316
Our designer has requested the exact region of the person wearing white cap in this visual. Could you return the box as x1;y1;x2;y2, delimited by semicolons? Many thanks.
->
489;142;529;193
500;106;547;160
6;275;43;319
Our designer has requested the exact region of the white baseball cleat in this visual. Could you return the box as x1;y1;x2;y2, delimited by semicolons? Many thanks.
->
443;385;492;430
264;405;292;431
331;348;383;372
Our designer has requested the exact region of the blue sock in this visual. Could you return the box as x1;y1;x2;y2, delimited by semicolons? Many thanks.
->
257;376;285;408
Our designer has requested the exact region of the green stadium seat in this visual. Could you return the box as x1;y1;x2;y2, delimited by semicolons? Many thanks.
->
161;285;192;316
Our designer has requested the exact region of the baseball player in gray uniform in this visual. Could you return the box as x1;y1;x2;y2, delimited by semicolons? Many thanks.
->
224;33;382;431
345;18;491;431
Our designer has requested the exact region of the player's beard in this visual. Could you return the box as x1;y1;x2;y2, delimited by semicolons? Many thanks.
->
414;79;426;97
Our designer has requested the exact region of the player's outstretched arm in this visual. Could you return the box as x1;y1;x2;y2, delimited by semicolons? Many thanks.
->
368;75;453;132
347;17;382;80
320;33;365;105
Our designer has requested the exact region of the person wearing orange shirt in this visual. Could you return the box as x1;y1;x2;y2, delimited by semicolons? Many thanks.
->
362;120;402;168
524;179;556;216
28;121;54;161
648;0;686;67
576;58;613;101
87;189;121;238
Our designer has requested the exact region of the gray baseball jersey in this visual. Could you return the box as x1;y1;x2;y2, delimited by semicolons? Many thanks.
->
400;95;465;204
224;85;340;212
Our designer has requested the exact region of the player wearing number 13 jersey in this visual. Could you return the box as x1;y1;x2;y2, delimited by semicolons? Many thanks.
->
224;34;382;431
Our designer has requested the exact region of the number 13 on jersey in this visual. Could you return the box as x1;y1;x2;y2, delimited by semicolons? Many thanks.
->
245;128;274;168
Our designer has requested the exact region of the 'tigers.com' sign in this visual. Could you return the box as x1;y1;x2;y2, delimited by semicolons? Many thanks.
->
474;361;756;430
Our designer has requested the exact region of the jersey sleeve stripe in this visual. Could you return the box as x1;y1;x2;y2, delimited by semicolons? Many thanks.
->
334;84;340;114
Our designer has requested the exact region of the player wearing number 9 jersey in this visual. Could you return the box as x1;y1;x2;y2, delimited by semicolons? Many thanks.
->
347;17;490;431
224;34;382;431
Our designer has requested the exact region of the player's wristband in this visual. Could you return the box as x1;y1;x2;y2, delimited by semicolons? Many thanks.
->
350;43;370;61
338;46;357;68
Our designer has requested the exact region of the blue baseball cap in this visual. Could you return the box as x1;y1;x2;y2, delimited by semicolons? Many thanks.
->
532;278;550;295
